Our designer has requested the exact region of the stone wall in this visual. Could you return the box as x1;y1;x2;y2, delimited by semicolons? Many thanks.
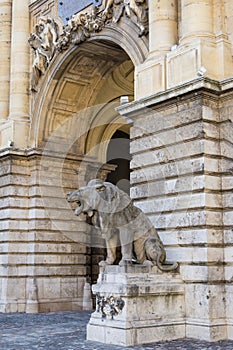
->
0;150;90;312
221;94;233;339
118;79;233;341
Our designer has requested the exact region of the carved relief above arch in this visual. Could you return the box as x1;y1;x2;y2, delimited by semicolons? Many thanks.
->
29;1;148;92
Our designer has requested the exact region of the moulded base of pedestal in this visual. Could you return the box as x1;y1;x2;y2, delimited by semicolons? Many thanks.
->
86;265;185;346
87;316;185;346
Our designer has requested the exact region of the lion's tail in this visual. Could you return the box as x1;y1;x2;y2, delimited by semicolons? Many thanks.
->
156;252;179;272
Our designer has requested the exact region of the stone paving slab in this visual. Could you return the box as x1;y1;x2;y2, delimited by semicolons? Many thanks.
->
0;311;233;350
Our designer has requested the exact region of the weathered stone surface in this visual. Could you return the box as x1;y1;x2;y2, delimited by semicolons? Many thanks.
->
87;265;185;346
117;89;233;343
0;152;91;313
0;0;233;344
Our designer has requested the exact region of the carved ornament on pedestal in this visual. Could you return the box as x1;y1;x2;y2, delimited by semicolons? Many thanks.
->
96;293;125;319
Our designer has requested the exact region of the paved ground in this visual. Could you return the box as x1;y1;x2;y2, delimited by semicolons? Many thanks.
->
0;311;233;350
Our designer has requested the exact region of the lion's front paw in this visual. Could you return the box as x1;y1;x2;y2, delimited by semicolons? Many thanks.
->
119;259;132;266
99;259;114;267
99;260;109;267
143;259;154;266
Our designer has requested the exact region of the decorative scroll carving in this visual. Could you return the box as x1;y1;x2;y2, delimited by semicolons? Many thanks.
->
96;293;125;319
57;0;148;51
29;1;148;90
57;7;106;52
28;17;59;91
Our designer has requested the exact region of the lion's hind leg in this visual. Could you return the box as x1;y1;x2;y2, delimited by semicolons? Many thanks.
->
145;237;178;271
133;236;148;265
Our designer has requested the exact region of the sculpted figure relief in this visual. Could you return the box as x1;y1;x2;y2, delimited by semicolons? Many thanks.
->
126;0;148;36
28;17;59;91
101;0;148;36
67;179;178;272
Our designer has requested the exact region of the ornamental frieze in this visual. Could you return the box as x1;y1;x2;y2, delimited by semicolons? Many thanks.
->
29;0;148;91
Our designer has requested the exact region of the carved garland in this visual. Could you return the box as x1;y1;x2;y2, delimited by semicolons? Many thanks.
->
29;0;148;91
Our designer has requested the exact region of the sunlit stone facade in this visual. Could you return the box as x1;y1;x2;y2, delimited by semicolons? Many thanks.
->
0;0;232;342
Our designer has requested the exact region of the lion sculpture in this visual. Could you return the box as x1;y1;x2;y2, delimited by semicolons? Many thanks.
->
67;179;178;272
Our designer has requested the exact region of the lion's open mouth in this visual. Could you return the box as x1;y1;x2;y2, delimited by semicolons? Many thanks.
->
74;200;84;216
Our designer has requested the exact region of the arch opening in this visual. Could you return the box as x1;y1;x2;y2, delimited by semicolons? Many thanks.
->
34;39;135;285
106;129;131;194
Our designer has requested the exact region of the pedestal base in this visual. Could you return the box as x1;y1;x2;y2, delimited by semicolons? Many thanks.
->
87;265;185;346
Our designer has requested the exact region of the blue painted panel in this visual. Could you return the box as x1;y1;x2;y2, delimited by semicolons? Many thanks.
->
58;0;102;23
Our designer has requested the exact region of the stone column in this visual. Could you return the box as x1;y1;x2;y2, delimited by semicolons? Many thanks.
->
135;0;178;99
180;0;214;43
8;0;30;147
173;0;233;82
149;0;178;53
0;1;12;120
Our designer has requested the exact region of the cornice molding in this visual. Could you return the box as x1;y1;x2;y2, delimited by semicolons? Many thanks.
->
116;77;233;117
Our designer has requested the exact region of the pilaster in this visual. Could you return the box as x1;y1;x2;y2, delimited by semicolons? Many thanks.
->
135;0;178;99
136;0;233;100
149;0;178;53
0;1;12;121
1;0;31;148
0;147;117;312
180;0;214;43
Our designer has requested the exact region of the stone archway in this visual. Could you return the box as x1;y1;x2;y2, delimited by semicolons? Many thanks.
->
25;3;150;311
27;31;144;311
29;20;149;149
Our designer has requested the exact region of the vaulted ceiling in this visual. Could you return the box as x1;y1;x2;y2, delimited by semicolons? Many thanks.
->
36;40;134;154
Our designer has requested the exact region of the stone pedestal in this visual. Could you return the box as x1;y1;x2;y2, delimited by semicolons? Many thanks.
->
87;265;185;347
